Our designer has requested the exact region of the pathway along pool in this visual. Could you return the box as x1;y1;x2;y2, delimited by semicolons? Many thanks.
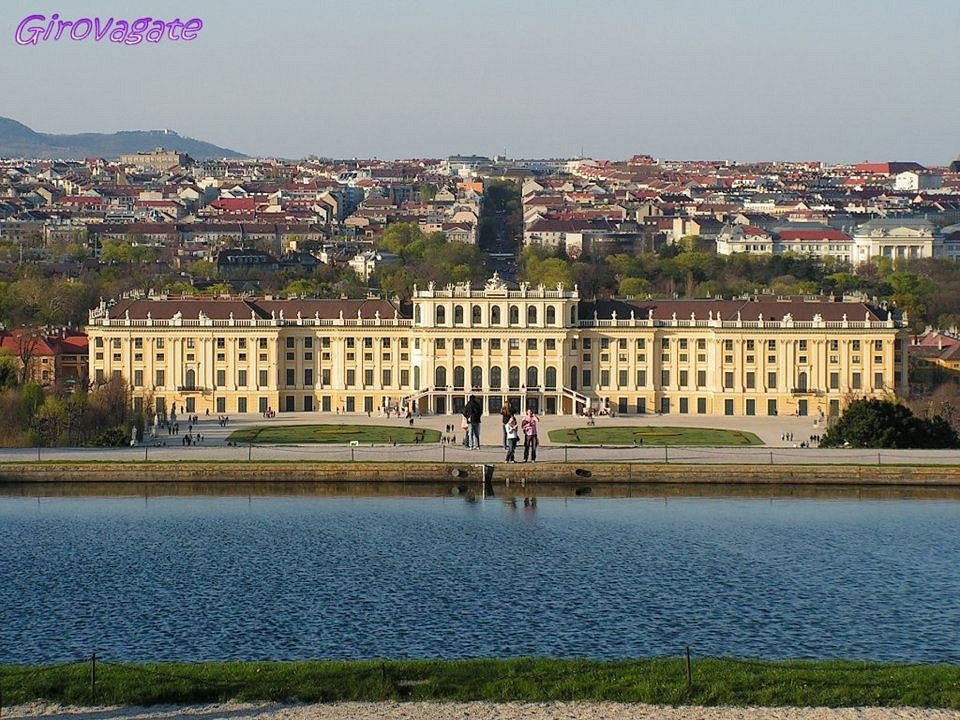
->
1;495;957;664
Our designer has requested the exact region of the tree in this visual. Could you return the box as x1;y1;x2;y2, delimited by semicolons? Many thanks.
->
0;351;18;389
619;277;651;297
821;398;959;449
188;260;217;281
11;330;44;385
887;270;935;329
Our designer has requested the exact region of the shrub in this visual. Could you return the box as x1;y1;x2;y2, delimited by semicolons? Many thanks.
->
91;426;130;447
821;398;960;449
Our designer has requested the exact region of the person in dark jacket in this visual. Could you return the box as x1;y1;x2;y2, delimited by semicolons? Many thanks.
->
463;395;483;449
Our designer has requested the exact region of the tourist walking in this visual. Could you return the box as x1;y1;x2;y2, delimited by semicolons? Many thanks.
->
504;411;519;462
521;408;540;462
463;395;483;449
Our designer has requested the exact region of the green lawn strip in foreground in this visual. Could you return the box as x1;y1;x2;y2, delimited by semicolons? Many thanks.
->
227;424;440;445
1;658;958;707
548;426;764;447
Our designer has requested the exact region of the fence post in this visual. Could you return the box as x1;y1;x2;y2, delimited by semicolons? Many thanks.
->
90;652;97;700
248;443;252;462
664;446;669;464
685;646;692;694
37;443;41;462
564;445;568;463
878;451;881;466
769;451;773;465
351;447;355;462
145;445;148;462
442;444;445;462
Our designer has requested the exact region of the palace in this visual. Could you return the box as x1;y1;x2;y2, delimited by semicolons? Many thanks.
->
86;274;908;419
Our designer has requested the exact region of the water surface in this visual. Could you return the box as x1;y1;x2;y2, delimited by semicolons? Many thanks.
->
1;494;957;664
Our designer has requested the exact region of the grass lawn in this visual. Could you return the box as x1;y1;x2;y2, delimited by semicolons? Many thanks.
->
228;424;439;445
1;657;958;707
548;426;763;446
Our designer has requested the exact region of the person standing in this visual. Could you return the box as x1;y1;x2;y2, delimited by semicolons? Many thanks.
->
499;401;513;449
521;408;540;463
463;395;482;449
504;411;519;462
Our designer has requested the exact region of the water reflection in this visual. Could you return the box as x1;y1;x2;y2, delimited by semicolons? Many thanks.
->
1;479;959;501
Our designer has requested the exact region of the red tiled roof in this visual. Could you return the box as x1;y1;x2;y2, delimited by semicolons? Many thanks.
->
0;330;56;355
777;229;852;242
584;298;889;323
104;297;404;321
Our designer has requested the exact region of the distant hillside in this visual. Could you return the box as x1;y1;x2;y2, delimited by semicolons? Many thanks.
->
0;117;246;160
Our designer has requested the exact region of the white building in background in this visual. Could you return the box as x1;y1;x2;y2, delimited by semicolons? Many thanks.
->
347;249;399;281
852;218;938;263
716;224;854;261
894;171;944;192
716;224;774;254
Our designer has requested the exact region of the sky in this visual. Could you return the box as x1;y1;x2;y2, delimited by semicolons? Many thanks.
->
2;0;959;164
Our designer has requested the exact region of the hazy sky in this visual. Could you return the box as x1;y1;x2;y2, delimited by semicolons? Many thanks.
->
2;0;958;164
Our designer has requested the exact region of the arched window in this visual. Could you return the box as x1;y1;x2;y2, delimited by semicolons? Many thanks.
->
471;305;482;324
454;365;465;388
570;305;578;325
527;305;538;325
509;305;519;325
798;371;808;391
436;305;446;324
546;305;556;325
508;365;520;389
490;306;501;325
570;365;578;390
471;365;483;389
545;366;557;389
454;305;464;324
414;304;421;324
526;366;538;388
490;366;502;389
185;368;196;389
435;366;447;388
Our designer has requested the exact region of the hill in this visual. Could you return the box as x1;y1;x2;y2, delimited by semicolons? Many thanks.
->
0;117;246;160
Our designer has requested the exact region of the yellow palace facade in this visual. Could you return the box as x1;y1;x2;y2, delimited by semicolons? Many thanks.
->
86;275;908;419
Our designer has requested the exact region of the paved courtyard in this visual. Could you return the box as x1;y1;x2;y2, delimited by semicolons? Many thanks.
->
0;411;957;466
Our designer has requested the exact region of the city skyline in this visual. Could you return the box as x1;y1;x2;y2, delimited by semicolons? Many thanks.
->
2;0;958;165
